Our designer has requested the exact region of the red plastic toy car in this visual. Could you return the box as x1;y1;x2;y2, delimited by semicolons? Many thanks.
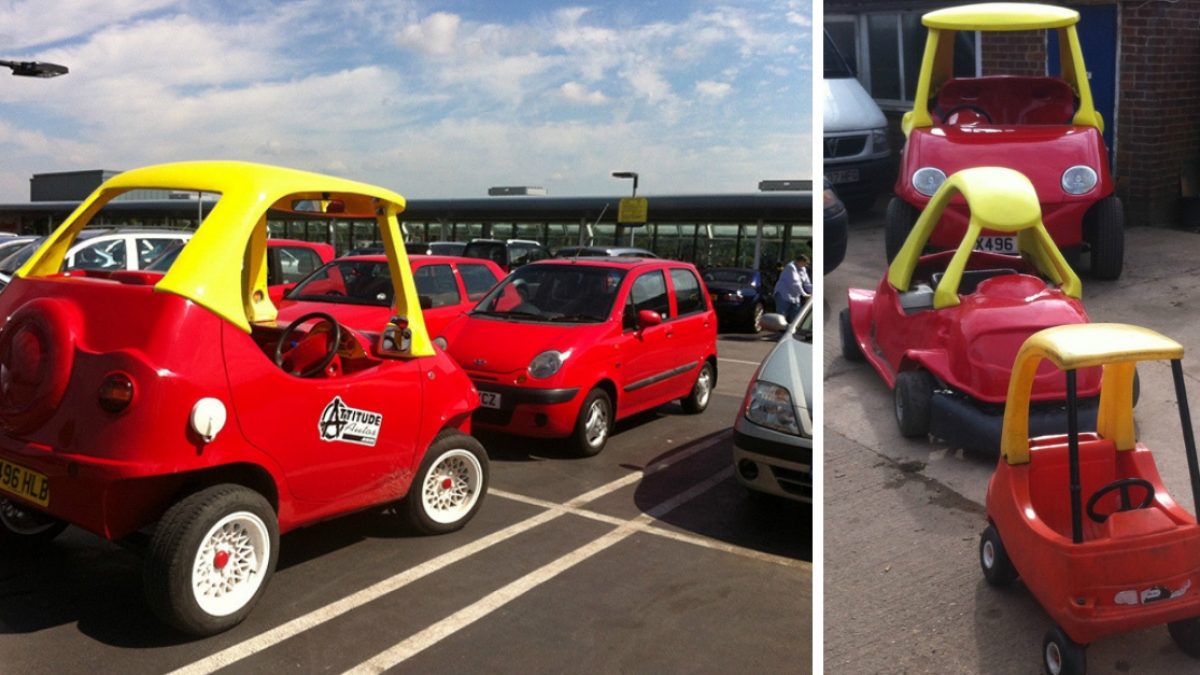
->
0;162;488;636
982;323;1200;674
277;254;504;337
439;257;718;456
147;237;335;305
841;167;1100;453
887;3;1124;280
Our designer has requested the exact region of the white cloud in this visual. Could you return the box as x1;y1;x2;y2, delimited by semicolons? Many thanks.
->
560;81;608;105
787;12;812;27
695;80;732;100
395;12;461;56
0;0;176;51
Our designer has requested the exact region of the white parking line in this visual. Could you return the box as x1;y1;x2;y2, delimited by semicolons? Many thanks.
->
719;357;764;366
170;433;730;675
343;467;738;675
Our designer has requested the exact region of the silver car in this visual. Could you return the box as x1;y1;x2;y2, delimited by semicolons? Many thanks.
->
733;300;813;502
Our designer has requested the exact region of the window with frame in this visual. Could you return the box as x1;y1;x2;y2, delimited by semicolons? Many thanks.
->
414;264;461;308
624;270;670;330
670;268;704;316
71;239;127;270
459;263;499;300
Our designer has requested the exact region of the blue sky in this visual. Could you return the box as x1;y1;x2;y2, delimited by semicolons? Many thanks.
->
0;0;811;202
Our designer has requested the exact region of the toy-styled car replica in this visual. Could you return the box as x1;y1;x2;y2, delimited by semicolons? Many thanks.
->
146;236;335;304
841;167;1100;453
702;267;776;333
0;161;488;636
981;324;1200;674
887;2;1124;280
278;254;503;337
733;301;813;503
440;257;718;456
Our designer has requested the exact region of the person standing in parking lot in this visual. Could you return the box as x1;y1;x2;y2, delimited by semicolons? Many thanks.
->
773;253;810;322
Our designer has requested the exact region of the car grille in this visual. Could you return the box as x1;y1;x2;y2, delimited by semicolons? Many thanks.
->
772;466;812;500
824;135;867;159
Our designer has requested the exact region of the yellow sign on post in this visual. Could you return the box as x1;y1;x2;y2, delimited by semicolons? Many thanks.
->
617;197;648;224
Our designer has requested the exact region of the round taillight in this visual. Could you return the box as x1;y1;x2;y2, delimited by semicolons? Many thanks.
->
98;373;134;413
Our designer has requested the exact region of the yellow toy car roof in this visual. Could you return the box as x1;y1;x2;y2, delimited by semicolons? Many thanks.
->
17;161;432;356
887;166;1081;310
1001;324;1183;464
923;3;1079;31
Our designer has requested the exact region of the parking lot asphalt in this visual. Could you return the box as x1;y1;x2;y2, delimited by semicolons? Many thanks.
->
824;204;1200;673
0;333;810;674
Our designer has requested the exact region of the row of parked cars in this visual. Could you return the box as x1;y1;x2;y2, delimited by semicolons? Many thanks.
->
0;161;810;640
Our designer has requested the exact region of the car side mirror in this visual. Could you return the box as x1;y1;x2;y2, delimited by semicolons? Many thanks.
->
760;313;789;332
637;309;662;330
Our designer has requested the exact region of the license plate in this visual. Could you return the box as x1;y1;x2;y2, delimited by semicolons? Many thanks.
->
479;392;502;409
827;169;860;184
0;459;49;507
973;236;1018;254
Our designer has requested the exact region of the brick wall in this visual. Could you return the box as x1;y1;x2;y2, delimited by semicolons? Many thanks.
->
981;31;1045;75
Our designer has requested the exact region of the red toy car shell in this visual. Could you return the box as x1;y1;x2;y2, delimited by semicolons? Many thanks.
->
277;254;504;337
887;3;1125;280
439;257;719;456
982;324;1200;672
841;167;1101;453
146;236;335;304
0;161;487;636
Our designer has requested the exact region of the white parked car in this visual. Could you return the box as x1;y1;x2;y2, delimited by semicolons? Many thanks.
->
0;228;193;284
733;300;813;502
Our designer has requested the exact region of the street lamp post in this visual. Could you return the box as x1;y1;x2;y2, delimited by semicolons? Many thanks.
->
1;59;69;78
611;171;639;246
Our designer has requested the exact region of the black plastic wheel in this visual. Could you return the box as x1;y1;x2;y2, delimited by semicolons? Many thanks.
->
1043;625;1087;675
573;388;613;457
681;362;715;414
0;499;67;548
894;370;934;438
400;429;489;535
144;484;279;636
979;524;1018;587
1167;616;1200;658
1086;196;1124;281
840;308;863;362
885;198;919;263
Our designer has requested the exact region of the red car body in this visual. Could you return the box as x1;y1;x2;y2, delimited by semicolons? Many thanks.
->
277;254;504;337
439;258;719;455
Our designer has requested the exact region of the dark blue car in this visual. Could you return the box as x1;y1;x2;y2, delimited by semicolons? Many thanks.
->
702;267;774;333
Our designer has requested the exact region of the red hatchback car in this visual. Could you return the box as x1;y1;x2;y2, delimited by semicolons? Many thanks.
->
440;258;718;456
277;255;504;337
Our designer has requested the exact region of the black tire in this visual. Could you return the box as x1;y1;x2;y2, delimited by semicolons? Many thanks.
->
1167;616;1200;658
400;430;488;535
885;198;919;263
144;485;279;636
840;308;863;362
573;388;613;457
681;362;715;414
0;499;67;548
1086;196;1124;281
746;302;764;333
894;370;934;438
979;524;1018;587
1043;625;1087;675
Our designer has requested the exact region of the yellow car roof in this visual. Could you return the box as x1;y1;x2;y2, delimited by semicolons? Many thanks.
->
923;3;1079;31
1010;323;1183;371
18;161;414;333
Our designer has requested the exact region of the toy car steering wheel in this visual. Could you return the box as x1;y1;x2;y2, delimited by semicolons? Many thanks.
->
274;312;342;378
943;104;993;125
1085;477;1155;523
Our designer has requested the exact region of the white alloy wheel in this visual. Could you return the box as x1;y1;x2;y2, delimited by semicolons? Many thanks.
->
585;398;609;448
421;448;484;525
190;510;272;617
693;368;713;408
1045;641;1063;675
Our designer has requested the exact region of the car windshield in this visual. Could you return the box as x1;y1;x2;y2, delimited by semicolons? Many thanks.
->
703;269;754;284
473;265;626;323
824;33;854;79
793;304;813;343
0;238;45;275
288;260;394;306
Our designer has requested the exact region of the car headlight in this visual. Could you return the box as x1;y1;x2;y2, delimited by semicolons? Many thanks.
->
1061;165;1098;195
912;167;946;197
871;128;890;154
528;350;566;379
744;381;800;435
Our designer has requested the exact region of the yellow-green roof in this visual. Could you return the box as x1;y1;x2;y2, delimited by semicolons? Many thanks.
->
923;3;1078;31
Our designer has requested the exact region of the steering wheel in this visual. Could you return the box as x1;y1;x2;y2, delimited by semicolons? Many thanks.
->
274;312;342;378
943;104;993;125
1085;477;1156;523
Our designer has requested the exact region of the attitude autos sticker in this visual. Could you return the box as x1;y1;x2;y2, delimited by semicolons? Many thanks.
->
319;396;383;447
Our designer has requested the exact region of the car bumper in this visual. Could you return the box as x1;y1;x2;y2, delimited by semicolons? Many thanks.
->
470;382;582;438
930;391;1100;455
732;421;813;503
712;299;760;326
